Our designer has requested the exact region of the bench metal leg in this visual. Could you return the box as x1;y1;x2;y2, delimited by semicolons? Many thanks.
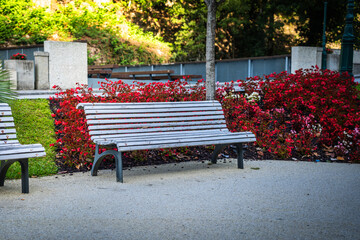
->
92;145;123;183
211;144;226;164
0;159;29;193
19;159;29;193
115;152;123;183
236;144;244;169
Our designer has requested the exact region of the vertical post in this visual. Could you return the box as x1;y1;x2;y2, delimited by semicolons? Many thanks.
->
321;1;328;70
180;63;183;75
247;59;252;78
285;56;289;72
340;0;355;76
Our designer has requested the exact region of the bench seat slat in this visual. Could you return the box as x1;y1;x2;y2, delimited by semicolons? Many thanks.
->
86;111;223;119
117;137;257;152
79;101;220;109
0;122;15;128
0;107;11;111
90;124;228;136
0;134;17;140
0;129;16;134
92;129;232;141
0;111;12;116
0;117;14;122
0;152;46;161
0;140;19;144
88;120;227;130
114;132;255;147
87;115;224;125
0;144;45;154
85;106;223;114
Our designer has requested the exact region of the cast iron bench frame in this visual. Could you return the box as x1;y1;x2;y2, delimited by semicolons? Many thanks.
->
77;101;256;183
0;103;46;193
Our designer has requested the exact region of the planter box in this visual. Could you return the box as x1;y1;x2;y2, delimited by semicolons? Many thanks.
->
4;60;35;90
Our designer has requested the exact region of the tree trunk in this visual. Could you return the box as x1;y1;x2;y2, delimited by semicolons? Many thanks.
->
205;0;217;100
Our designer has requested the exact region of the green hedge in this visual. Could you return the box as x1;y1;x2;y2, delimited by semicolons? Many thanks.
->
6;99;58;179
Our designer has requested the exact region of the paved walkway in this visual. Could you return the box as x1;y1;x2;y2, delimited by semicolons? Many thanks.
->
1;160;359;240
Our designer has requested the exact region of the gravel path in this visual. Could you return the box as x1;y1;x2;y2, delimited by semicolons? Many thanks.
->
1;159;360;240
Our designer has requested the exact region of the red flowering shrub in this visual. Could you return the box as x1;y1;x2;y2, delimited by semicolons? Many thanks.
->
232;67;360;161
10;53;27;60
52;68;360;168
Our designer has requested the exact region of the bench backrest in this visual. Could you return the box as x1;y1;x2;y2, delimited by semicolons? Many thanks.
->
0;103;19;145
88;64;119;70
77;101;229;143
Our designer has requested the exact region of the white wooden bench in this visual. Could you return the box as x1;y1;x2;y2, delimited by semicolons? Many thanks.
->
77;101;256;182
0;103;46;193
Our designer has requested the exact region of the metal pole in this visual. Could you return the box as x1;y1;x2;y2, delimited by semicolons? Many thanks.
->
321;1;328;70
339;0;355;76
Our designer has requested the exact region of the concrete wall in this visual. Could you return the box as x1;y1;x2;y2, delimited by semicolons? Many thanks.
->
44;41;87;89
291;46;360;74
34;51;49;90
4;60;35;90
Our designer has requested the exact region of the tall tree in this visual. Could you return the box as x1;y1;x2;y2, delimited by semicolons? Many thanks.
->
204;0;224;100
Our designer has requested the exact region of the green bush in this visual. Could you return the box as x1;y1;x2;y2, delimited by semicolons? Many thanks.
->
6;99;58;179
0;0;172;64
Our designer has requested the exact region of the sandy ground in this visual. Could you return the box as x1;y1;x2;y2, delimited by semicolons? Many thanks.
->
1;159;360;240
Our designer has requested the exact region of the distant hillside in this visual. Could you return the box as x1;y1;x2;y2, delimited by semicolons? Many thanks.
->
0;0;172;65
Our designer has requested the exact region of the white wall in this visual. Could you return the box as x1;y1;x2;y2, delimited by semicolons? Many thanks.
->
45;41;87;89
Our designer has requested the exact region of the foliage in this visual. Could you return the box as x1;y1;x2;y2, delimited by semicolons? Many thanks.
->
123;0;359;61
52;69;360;168
226;67;360;161
6;99;58;179
278;0;360;49
10;53;27;60
0;67;16;103
0;0;171;64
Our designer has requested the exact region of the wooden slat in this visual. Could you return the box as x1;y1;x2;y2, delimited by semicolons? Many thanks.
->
88;120;227;130
88;70;112;74
0;129;16;134
117;136;257;152
0;140;20;144
0;152;46;161
92;129;230;141
112;70;174;75
84;104;221;110
87;115;225;125
0;134;16;140
0;144;45;155
86;111;223;119
0;122;15;128
0;107;11;111
0;110;12;116
85;106;223;114
90;124;228;136
88;64;119;69
116;133;255;147
0;117;14;122
111;75;169;80
78;101;220;109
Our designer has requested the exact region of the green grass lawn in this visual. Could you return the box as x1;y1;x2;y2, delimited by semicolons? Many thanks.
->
6;99;58;178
